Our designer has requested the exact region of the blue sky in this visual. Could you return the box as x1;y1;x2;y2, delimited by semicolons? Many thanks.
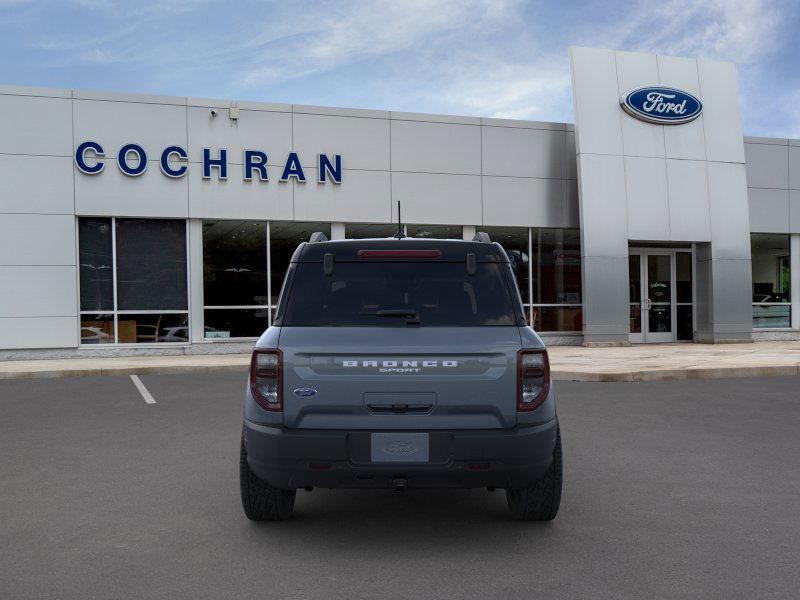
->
1;0;799;136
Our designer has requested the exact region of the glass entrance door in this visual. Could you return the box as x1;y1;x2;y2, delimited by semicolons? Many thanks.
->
629;249;694;343
645;253;673;342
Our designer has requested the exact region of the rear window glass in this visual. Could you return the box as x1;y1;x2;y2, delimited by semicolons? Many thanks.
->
282;262;518;326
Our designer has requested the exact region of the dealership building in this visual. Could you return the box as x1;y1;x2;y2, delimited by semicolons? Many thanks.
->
1;46;799;357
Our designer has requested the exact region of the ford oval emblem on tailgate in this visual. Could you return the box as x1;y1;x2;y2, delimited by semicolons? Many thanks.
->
293;388;318;397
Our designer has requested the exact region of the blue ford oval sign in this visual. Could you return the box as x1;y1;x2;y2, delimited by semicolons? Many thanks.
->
293;388;318;398
620;87;702;125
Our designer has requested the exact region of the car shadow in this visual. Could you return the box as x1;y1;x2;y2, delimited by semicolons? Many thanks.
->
244;488;561;555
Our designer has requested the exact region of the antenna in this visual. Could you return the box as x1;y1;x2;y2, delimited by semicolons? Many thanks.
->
394;201;405;238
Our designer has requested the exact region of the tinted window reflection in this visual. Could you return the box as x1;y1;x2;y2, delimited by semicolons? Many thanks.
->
79;218;114;311
270;222;331;306
532;228;581;304
751;233;791;329
283;262;517;327
482;227;529;304
203;221;267;306
407;225;463;239
116;219;187;311
117;313;189;343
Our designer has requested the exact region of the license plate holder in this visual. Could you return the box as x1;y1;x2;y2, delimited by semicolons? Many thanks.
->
370;433;430;463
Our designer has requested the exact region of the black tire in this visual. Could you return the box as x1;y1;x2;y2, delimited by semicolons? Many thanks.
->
506;427;562;521
239;438;296;521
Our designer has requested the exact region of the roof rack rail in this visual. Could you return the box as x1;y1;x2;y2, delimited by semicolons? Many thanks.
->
309;231;329;243
472;232;491;243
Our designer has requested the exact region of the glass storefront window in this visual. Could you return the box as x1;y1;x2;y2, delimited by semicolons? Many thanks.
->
270;222;331;306
202;221;268;338
78;217;189;345
531;306;583;332
482;227;530;304
676;252;693;341
117;313;189;343
751;233;791;328
80;314;115;344
203;221;267;306
345;223;398;239
480;227;582;332
532;228;582;305
204;308;270;339
406;224;463;239
116;219;188;311
79;218;114;312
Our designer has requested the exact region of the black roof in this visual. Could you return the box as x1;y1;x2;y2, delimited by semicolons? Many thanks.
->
293;237;509;263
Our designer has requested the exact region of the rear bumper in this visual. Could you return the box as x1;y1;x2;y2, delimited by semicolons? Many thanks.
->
242;419;558;490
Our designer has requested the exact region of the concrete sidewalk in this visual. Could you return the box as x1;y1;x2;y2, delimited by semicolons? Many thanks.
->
1;341;800;382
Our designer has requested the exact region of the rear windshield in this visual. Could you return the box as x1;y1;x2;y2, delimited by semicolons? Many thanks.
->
281;262;519;327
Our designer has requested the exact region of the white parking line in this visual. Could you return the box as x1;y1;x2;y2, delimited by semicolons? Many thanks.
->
130;375;156;404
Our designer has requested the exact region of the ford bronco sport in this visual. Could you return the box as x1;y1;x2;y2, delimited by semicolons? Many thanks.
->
240;232;562;521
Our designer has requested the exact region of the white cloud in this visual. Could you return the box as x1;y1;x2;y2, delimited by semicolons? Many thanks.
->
237;0;523;88
5;0;796;134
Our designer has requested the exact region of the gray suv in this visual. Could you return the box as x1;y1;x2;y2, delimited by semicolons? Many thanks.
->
240;233;562;521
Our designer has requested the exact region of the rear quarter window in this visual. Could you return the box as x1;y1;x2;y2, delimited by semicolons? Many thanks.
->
281;261;519;327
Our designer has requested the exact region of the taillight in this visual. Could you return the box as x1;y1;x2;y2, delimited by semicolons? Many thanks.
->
250;349;282;411
518;349;550;411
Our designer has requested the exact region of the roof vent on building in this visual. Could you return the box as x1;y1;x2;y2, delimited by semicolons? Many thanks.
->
309;232;329;243
472;232;491;243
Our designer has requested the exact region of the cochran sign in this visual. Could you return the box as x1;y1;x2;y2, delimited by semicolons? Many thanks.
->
620;87;702;125
74;141;342;184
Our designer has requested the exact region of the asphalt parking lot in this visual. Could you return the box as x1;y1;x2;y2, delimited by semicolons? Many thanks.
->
1;374;799;599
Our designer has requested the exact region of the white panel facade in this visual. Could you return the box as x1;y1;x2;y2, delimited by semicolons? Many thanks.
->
788;146;800;190
0;213;75;265
666;159;711;242
0;316;78;349
791;190;800;233
295;169;391;223
188;168;292;221
482;177;567;227
187;106;292;166
74;98;188;159
0;155;74;214
745;142;790;189
0;266;76;317
575;153;628;257
616;51;665;159
0;94;73;156
624;156;670;240
697;59;746;164
76;164;189;218
571;46;751;343
657;55;706;161
0;211;78;350
708;162;751;259
569;47;624;156
390;120;481;175
391;172;482;225
293;113;390;172
482;126;566;179
748;188;790;233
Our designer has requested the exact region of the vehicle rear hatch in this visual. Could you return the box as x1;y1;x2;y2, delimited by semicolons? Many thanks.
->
274;239;526;430
279;326;521;429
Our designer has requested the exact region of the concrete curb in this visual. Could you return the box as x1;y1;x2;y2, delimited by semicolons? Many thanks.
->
0;363;249;381
552;364;800;382
0;362;798;382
